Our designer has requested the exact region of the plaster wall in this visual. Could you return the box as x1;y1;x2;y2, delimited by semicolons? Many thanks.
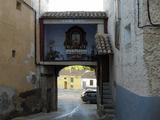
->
58;75;81;90
0;0;36;93
23;0;49;63
106;0;150;97
105;0;160;119
142;0;160;96
81;78;97;89
143;28;160;96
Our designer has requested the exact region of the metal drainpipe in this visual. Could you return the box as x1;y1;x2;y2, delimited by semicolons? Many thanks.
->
34;11;37;65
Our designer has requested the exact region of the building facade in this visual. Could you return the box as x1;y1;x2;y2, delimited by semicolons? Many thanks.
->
58;72;96;90
38;11;113;112
0;0;49;92
58;75;81;90
0;0;36;93
104;0;160;119
0;0;49;118
81;78;97;90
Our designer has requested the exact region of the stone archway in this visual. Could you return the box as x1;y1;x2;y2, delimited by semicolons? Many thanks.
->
39;65;97;112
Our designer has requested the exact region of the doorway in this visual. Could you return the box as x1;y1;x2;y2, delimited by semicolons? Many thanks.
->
64;81;68;89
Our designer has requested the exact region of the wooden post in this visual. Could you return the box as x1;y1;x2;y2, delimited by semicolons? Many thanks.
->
40;66;58;112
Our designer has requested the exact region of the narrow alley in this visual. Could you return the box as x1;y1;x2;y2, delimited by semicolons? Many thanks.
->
12;89;98;120
1;0;160;120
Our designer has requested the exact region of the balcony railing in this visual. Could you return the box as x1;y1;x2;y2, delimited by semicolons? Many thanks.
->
44;48;96;61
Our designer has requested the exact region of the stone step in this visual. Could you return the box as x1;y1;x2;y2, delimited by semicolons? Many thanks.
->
103;92;112;96
103;94;112;99
103;82;110;86
103;87;111;91
103;89;112;93
108;114;115;120
104;109;115;114
103;99;113;104
100;112;115;120
103;103;114;109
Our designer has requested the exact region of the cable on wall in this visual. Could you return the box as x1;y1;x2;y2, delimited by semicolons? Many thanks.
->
147;0;160;26
137;0;160;28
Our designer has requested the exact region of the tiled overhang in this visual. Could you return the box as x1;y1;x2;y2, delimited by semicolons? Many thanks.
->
95;34;113;55
41;11;107;19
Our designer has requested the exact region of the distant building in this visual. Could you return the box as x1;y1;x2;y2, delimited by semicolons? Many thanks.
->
58;75;81;90
81;78;97;90
81;71;97;89
58;68;96;90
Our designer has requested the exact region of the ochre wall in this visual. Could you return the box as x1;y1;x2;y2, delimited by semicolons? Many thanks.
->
58;75;81;90
0;0;36;93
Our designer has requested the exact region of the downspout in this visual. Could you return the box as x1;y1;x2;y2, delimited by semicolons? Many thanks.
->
39;18;44;61
34;12;38;65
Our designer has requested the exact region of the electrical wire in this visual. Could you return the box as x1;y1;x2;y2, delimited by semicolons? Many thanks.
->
147;0;160;26
137;0;160;28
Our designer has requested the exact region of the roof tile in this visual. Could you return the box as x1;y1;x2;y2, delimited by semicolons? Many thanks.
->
95;34;113;55
41;11;107;19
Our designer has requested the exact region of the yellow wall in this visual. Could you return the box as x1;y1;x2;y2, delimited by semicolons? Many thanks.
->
58;75;81;90
0;0;36;93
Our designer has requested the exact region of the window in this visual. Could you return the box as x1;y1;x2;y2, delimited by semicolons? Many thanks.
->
16;1;22;10
70;85;73;88
90;80;93;86
12;50;16;58
71;78;74;83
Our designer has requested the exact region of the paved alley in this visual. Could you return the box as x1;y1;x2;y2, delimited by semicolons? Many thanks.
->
12;89;98;120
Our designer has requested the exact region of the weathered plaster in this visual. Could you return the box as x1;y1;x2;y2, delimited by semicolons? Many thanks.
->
104;0;160;119
143;28;160;96
0;0;37;93
0;86;16;117
142;0;160;26
106;0;151;96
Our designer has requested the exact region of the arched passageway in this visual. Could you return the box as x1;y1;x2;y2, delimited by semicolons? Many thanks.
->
56;65;97;120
